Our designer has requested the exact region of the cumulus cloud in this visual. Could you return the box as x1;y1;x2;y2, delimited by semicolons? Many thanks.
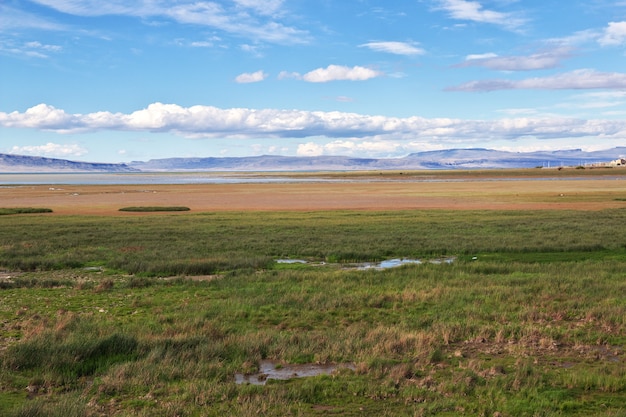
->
435;0;526;30
598;21;626;46
2;103;626;150
296;142;324;156
359;41;425;56
447;69;626;91
10;142;88;157
235;70;268;83
302;65;383;82
459;48;572;71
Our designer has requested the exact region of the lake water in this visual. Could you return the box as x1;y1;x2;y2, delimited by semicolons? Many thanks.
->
1;172;621;185
0;173;345;185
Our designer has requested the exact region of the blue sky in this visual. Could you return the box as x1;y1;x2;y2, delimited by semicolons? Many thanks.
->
1;0;626;163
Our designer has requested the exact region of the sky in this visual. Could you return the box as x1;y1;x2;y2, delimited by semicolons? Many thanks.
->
1;0;626;163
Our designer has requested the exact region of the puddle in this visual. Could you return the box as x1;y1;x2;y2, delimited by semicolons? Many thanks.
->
357;258;422;270
427;258;456;265
235;360;355;385
355;257;455;270
276;259;309;264
83;266;103;272
275;257;455;270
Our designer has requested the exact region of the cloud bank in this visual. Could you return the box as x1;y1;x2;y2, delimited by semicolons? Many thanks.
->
459;48;572;71
448;69;626;92
10;142;88;157
2;103;625;148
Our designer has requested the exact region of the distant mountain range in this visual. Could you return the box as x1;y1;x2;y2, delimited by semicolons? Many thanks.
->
0;153;138;173
1;147;625;173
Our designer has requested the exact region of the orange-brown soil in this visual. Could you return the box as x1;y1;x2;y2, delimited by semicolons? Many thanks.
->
2;175;625;215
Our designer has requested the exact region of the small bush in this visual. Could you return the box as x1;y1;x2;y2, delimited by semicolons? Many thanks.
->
0;208;52;215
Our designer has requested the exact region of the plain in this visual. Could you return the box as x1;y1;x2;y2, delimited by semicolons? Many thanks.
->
1;169;626;416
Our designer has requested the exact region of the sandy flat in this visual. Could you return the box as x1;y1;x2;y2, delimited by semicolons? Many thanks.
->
2;174;626;215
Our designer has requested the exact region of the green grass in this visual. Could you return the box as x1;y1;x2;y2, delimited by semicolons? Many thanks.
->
0;208;52;215
118;206;191;212
1;209;625;275
1;209;626;415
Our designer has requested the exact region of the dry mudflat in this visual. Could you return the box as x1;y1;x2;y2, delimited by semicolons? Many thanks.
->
1;169;626;215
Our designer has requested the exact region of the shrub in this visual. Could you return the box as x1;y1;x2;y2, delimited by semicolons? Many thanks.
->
118;206;190;212
0;208;52;215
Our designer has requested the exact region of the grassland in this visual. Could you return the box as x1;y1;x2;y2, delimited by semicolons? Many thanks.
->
1;174;626;416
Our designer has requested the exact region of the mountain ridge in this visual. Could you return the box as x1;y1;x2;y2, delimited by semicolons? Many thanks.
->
1;147;625;173
0;153;138;173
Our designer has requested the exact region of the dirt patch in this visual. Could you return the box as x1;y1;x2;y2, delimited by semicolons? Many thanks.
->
1;176;625;215
0;271;21;281
160;275;222;282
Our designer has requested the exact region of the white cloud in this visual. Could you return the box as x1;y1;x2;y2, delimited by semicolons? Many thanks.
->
558;91;626;110
459;48;572;71
447;69;626;91
10;142;88;157
0;40;63;59
30;0;134;16
25;41;62;52
277;71;301;80
296;142;324;156
0;4;65;31
190;41;215;48
321;140;402;156
359;41;425;56
233;0;285;16
235;70;268;83
2;103;626;151
465;52;497;60
240;44;264;57
598;21;626;46
302;65;383;82
547;29;600;47
436;0;526;30
28;0;309;44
